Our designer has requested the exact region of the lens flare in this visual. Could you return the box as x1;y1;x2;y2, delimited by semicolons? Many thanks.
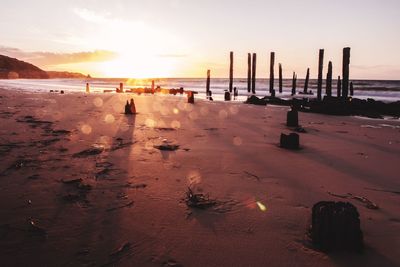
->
256;201;267;212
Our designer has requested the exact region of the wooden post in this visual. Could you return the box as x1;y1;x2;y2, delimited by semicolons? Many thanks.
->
206;69;211;98
247;53;251;93
291;72;297;96
342;47;351;98
317;49;324;101
151;80;155;91
269;52;275;94
350;81;354;96
337;76;342;97
119;82;124;93
86;83;90;93
304;68;310;94
279;63;283;93
326;61;333;97
229;51;233;93
252;53;256;94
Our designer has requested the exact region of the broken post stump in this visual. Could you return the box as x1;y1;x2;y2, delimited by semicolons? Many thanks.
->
350;81;354;96
206;69;211;98
342;47;351;98
287;108;299;127
270;52;275;94
326;61;333;97
187;91;194;104
337;76;342;97
229;51;234;93
311;201;363;252
291;72;297;96
279;63;283;93
280;133;300;150
304;68;310;94
317;49;324;101
247;53;251;93
252;53;257;94
86;83;90;93
119;83;124;93
224;91;231;101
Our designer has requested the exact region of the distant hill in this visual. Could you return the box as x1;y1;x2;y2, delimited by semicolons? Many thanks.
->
0;54;88;79
46;71;88;79
0;54;49;79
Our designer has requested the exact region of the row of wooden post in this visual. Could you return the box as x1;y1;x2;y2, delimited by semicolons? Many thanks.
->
208;48;352;100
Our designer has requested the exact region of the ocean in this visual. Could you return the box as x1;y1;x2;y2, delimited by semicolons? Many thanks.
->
0;78;399;102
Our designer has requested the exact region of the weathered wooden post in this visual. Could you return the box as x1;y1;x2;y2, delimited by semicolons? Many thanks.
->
337;76;342;97
206;69;211;99
229;51;234;93
304;68;310;94
119;82;124;93
86;83;90;93
151;80;155;92
326;61;333;97
247;53;251;93
291;72;297;96
317;49;324;101
252;53;257;94
342;47;351;98
279;63;283;93
350;81;354;96
269;52;275;94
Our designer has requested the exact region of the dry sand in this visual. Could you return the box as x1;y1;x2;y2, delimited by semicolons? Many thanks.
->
0;88;399;267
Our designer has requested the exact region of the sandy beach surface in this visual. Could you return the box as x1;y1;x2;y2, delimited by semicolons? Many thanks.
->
0;88;399;267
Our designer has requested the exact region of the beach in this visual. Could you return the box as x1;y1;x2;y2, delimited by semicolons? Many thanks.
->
0;88;399;267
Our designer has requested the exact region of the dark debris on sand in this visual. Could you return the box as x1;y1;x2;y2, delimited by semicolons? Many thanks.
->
185;187;216;209
73;147;104;158
154;144;180;151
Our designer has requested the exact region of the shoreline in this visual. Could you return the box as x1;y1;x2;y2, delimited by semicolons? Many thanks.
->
0;88;399;266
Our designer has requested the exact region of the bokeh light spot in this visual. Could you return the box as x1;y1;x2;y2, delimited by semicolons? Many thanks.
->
93;97;103;107
81;124;92;135
233;136;243;146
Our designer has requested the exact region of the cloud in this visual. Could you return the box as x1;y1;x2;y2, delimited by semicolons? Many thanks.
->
158;54;187;58
0;46;117;67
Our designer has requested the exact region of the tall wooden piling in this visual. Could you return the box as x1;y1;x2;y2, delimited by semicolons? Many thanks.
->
247;53;251;93
337;76;342;97
291;72;297;96
119;82;124;93
269;52;275;94
304;68;310;94
279;63;283;93
317;49;324;101
229;51;233;93
326;61;333;97
342;47;351;98
206;69;211;98
252;53;257;94
151;80;155;91
350;81;354;96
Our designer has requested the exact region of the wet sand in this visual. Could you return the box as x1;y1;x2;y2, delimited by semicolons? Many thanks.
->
0;88;399;267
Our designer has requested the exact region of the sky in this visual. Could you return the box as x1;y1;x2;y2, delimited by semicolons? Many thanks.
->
0;0;399;79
